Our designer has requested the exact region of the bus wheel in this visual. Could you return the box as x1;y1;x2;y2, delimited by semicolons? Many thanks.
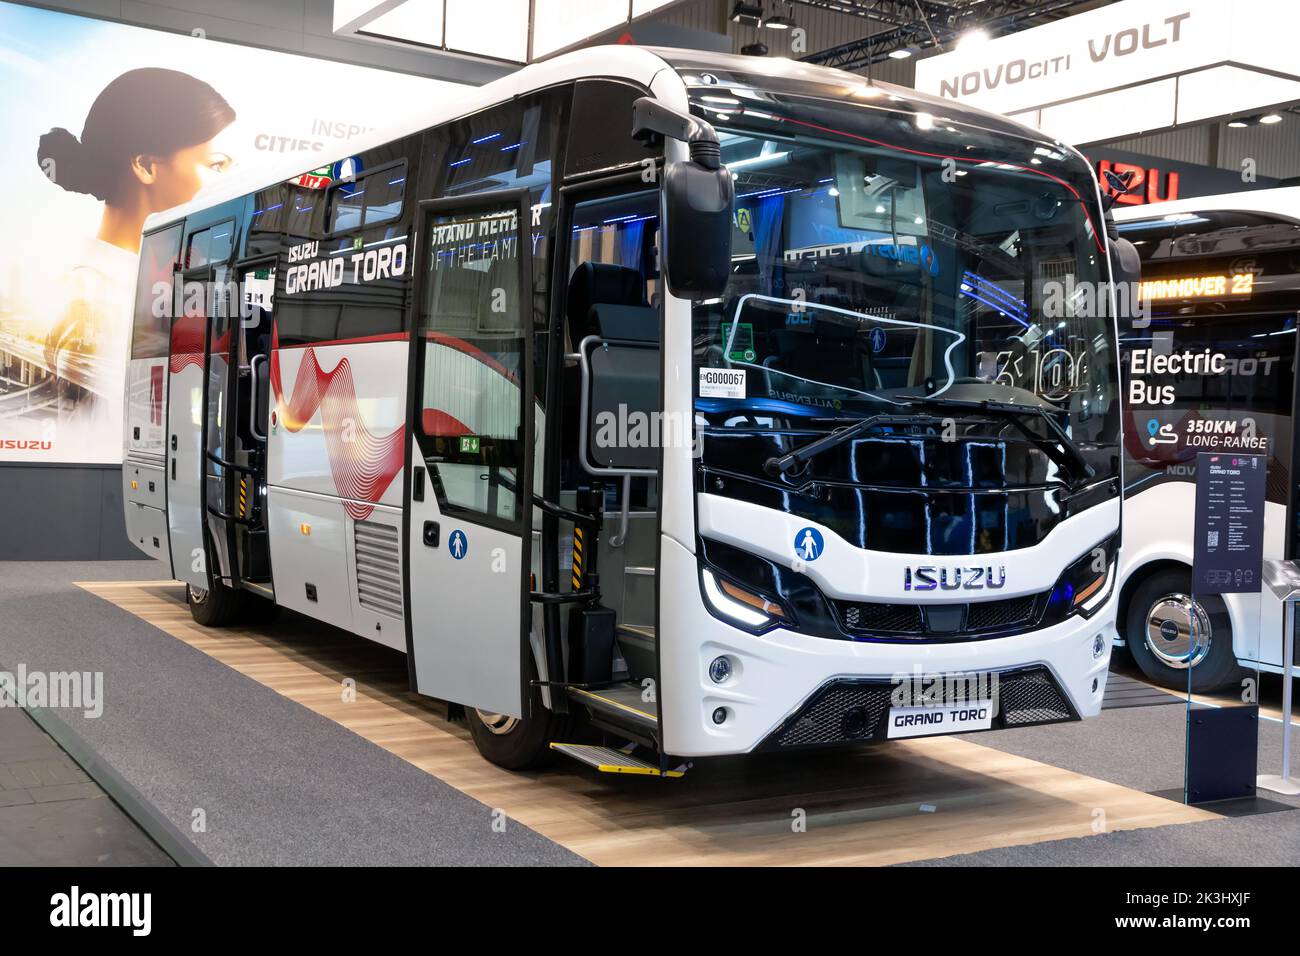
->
465;667;570;770
1126;569;1244;692
186;581;245;627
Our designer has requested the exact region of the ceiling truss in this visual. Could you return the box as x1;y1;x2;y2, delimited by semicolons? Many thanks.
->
792;0;1111;72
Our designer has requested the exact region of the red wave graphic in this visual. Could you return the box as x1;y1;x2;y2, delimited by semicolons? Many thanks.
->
169;314;229;374
270;342;405;520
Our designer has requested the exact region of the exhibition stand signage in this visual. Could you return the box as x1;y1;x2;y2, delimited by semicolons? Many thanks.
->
914;0;1300;144
1185;452;1266;804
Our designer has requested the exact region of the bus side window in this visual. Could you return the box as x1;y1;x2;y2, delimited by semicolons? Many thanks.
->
416;204;528;525
566;190;660;345
131;224;183;359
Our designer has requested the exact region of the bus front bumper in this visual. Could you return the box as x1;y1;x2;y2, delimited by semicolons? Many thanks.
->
658;539;1117;756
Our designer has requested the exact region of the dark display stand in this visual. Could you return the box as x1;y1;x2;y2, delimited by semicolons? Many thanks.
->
1186;705;1258;803
0;463;136;560
1184;453;1264;806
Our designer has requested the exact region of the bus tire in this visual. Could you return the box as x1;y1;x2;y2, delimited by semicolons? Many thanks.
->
186;580;245;627
1125;568;1245;693
465;661;570;770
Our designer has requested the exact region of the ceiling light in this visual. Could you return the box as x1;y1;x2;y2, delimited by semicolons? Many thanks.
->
1227;118;1249;128
956;28;990;50
765;14;795;29
1260;113;1284;124
725;150;790;169
889;47;915;59
730;2;763;26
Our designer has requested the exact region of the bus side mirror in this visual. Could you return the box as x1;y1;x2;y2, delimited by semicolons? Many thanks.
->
632;97;734;300
1108;235;1141;321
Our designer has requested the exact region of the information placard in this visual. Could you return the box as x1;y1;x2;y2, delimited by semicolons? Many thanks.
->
1192;452;1267;594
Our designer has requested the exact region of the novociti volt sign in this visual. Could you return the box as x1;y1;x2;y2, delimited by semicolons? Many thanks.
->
914;0;1300;144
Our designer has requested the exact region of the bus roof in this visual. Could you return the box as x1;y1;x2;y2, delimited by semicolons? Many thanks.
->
1113;185;1300;224
143;44;675;232
144;44;1076;233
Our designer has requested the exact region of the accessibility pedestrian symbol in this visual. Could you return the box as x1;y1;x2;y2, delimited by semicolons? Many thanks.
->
448;529;468;560
794;527;824;562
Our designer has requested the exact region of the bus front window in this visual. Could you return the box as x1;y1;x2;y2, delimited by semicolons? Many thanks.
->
692;106;1118;455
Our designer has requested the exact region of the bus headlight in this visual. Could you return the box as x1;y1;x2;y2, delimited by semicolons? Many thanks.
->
1044;537;1118;623
701;569;789;632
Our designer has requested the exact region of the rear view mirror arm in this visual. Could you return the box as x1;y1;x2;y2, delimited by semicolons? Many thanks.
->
632;97;721;169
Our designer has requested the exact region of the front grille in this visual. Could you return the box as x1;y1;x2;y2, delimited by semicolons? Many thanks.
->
966;595;1037;631
999;668;1073;725
775;684;894;747
840;602;924;634
832;591;1043;640
761;666;1076;750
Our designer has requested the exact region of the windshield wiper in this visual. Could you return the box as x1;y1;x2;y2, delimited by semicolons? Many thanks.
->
760;398;1096;487
912;396;1096;488
762;413;923;477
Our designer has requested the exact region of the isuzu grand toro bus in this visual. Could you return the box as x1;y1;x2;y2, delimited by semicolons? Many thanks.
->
121;47;1131;774
1114;188;1300;692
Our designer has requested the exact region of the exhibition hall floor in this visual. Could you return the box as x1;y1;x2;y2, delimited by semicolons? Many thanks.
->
1;560;1296;866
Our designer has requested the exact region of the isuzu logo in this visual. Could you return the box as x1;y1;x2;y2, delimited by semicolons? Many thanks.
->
904;565;1007;591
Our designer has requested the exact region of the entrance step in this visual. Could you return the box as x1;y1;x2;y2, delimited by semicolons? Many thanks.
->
549;742;685;777
614;624;656;683
567;681;658;736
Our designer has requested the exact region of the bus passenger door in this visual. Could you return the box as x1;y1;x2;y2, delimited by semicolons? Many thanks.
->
166;259;219;589
200;262;238;588
405;194;535;717
221;261;276;590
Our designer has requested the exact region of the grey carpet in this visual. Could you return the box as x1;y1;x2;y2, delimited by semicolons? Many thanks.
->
907;669;1300;866
2;560;1295;866
903;812;1300;866
0;560;585;866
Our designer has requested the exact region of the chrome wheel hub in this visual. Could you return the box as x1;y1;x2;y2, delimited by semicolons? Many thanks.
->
475;710;519;735
188;585;210;605
1145;593;1211;669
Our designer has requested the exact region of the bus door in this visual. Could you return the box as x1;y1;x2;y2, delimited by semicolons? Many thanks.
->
199;254;239;589
216;260;277;590
405;192;535;717
166;222;233;589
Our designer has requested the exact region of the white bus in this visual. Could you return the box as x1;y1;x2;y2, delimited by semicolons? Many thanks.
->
122;46;1129;774
1115;187;1300;691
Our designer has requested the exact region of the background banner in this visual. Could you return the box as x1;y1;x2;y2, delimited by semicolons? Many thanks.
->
0;0;465;463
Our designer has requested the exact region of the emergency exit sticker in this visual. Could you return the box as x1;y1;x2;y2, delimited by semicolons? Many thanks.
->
699;368;746;399
459;435;481;454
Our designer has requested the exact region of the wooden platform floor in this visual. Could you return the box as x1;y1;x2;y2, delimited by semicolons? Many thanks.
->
79;580;1216;866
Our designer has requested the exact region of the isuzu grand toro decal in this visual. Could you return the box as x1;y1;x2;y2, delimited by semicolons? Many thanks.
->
282;238;408;296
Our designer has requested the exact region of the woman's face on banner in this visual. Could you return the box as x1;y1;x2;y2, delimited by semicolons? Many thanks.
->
143;127;236;211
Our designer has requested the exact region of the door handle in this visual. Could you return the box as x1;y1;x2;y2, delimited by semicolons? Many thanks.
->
249;354;268;442
422;520;440;548
412;465;425;502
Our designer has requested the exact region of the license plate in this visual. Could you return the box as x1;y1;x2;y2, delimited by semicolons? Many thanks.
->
886;700;994;739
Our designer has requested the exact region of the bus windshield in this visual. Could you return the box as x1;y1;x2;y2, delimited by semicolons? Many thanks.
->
692;91;1117;447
